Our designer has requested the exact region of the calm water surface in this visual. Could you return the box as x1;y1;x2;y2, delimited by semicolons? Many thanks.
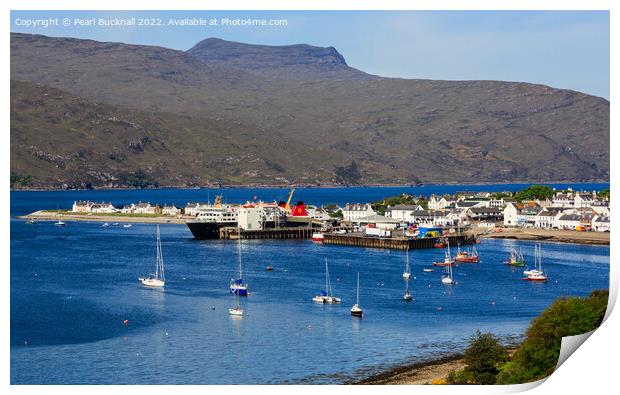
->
10;187;610;384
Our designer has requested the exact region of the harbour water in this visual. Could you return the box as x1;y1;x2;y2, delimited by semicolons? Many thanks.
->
10;186;610;384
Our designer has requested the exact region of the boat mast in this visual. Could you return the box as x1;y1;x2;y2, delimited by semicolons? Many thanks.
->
325;257;330;296
356;272;360;305
157;225;164;281
237;224;242;278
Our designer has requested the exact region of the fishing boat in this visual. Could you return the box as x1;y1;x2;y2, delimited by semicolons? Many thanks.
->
434;238;446;248
350;272;363;316
441;258;454;285
524;244;547;282
313;257;341;304
402;248;411;280
506;248;526;267
433;239;454;267
455;245;479;263
312;232;325;243
139;225;165;287
230;226;249;296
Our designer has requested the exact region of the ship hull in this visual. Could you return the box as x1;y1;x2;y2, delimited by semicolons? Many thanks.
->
186;221;236;239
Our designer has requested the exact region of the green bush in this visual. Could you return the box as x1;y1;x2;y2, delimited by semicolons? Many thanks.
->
497;290;608;384
447;331;509;385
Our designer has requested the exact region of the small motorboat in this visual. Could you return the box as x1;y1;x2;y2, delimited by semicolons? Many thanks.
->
312;232;325;243
25;219;36;225
123;224;133;228
266;265;274;271
102;222;110;227
422;268;434;273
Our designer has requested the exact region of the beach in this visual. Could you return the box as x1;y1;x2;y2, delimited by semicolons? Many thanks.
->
354;355;465;385
471;226;610;245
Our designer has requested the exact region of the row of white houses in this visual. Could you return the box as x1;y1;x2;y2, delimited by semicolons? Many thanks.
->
71;201;182;216
503;203;610;232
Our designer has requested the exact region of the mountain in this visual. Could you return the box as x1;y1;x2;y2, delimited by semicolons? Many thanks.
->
187;37;373;80
10;33;610;189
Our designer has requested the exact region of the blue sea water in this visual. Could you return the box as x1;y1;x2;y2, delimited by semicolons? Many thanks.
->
10;186;610;384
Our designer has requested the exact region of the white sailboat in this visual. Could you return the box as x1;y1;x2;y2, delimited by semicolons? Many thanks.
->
441;256;454;285
402;248;411;280
229;292;244;316
230;226;248;296
313;257;341;304
350;272;363;316
524;243;547;282
139;225;165;287
403;278;413;301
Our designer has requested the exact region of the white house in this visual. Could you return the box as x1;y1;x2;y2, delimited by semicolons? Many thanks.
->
133;202;161;215
534;208;564;229
592;215;610;232
590;199;610;216
342;203;376;222
503;203;519;226
90;203;117;213
428;196;456;210
162;205;181;216
556;213;582;230
72;201;94;213
552;192;575;208
574;193;595;208
385;204;424;221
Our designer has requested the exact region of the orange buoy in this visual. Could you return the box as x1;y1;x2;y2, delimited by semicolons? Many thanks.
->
123;319;129;326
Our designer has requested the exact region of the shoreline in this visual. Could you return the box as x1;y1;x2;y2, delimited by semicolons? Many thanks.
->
351;354;465;385
10;180;610;192
471;227;610;246
17;212;610;246
354;347;520;385
19;211;188;224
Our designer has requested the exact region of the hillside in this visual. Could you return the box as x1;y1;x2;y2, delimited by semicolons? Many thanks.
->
10;33;610;188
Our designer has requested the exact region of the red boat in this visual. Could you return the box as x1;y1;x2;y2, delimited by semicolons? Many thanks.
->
312;232;325;243
454;246;479;263
434;238;446;248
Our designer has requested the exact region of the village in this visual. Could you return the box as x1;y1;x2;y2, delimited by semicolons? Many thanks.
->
63;187;610;235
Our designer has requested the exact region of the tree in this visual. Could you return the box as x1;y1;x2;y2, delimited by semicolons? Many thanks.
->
447;331;509;384
513;185;554;202
598;188;610;199
497;290;608;384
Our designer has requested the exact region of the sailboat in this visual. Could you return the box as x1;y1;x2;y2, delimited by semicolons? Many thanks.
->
402;248;411;280
524;243;547;281
441;257;454;285
350;272;363;316
313;257;341;304
433;238;454;266
230;226;249;296
229;291;244;316
54;219;66;226
139;225;165;287
403;277;414;301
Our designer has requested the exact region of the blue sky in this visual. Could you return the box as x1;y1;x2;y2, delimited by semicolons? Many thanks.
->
10;10;610;99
